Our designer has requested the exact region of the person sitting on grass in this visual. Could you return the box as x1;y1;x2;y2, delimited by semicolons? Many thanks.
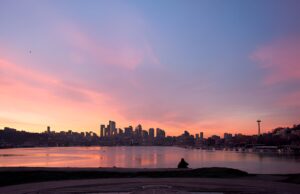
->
177;158;189;168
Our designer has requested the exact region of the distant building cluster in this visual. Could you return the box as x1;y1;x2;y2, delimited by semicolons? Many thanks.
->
0;121;300;153
0;126;99;147
99;121;167;146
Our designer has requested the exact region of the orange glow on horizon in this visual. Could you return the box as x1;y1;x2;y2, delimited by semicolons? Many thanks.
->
0;54;298;137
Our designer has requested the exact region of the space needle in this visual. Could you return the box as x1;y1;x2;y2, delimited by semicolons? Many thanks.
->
257;119;261;136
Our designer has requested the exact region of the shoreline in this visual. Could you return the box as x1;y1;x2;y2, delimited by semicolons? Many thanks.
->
0;167;299;194
0;167;300;194
0;167;299;185
0;166;299;175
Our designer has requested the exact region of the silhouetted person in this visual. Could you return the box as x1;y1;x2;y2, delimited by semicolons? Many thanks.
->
177;158;189;168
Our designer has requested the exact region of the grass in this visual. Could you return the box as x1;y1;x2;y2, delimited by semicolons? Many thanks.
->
282;174;300;184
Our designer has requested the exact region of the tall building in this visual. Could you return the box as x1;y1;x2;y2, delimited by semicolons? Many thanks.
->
112;128;117;136
105;125;110;136
156;128;165;139
142;130;149;139
124;126;133;137
224;133;233;140
100;124;105;137
184;131;190;137
135;124;142;137
47;126;51;133
149;128;155;139
109;120;116;136
200;132;204;140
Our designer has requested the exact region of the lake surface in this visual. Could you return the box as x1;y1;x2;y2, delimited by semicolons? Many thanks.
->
0;146;300;174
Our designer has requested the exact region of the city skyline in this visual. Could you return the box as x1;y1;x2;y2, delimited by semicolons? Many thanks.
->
1;0;300;136
1;120;300;149
0;119;296;139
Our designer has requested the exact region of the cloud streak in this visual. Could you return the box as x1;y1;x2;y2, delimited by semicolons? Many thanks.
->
0;58;105;104
251;36;300;85
58;19;160;70
0;57;118;131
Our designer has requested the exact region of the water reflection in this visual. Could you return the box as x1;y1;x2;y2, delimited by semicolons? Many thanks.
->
0;146;299;174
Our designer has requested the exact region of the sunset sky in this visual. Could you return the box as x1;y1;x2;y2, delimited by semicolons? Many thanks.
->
0;0;300;137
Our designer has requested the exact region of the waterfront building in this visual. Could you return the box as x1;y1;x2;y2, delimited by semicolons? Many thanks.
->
109;120;116;136
100;124;105;137
105;125;109;136
200;132;204;140
125;126;133;137
135;124;142;137
156;128;166;139
224;133;233;140
142;130;149;139
149;128;155;139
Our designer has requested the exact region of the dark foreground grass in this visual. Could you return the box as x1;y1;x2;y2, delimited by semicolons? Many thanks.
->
282;174;300;184
0;167;249;186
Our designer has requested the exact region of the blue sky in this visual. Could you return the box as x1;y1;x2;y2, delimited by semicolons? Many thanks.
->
0;0;300;136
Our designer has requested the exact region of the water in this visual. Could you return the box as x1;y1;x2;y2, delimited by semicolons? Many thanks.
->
0;146;299;174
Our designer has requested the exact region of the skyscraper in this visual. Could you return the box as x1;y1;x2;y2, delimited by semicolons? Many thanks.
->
109;120;116;136
135;124;142;137
149;128;155;139
100;124;105;137
224;133;232;140
200;132;204;140
105;125;110;136
124;126;133;137
156;128;165;139
142;130;148;139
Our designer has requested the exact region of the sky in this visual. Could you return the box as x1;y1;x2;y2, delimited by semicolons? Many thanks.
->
0;0;300;137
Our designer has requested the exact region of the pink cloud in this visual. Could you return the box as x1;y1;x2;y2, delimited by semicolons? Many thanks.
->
0;58;105;104
278;91;300;108
0;60;134;136
0;58;117;125
58;23;160;70
251;36;300;85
